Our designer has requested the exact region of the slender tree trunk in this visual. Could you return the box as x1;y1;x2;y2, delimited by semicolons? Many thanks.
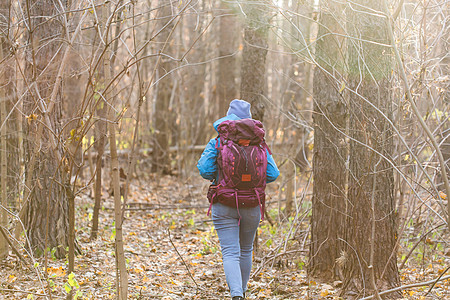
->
100;1;128;297
90;4;108;240
309;1;347;280
109;106;128;300
0;42;7;259
341;0;400;297
90;115;106;240
217;0;239;117
23;0;69;259
0;0;17;258
240;0;270;121
435;6;449;194
108;91;128;300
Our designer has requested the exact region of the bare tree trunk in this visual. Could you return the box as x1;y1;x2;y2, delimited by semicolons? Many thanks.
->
101;1;128;297
240;0;270;121
0;0;16;258
109;106;128;300
91;119;106;240
308;0;347;281
90;4;109;240
0;42;7;259
22;0;69;259
341;0;400;297
438;18;449;189
438;8;450;189
217;0;239;117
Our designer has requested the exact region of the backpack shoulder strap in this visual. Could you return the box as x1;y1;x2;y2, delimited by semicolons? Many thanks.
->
214;135;220;150
261;139;272;155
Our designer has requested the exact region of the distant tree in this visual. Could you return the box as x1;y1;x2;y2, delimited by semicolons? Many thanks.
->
341;0;400;297
240;0;270;121
309;1;347;280
281;0;313;216
182;1;208;146
22;0;69;258
176;3;211;175
217;1;239;117
152;0;176;174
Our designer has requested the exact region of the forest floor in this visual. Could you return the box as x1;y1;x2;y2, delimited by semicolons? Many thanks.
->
0;174;449;299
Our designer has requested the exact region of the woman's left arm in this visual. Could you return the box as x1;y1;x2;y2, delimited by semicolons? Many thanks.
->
197;138;218;181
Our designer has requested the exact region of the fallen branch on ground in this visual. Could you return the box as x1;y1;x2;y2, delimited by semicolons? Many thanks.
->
359;274;450;300
167;228;202;294
0;288;56;298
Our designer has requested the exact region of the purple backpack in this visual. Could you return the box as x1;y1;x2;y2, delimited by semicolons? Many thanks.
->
207;119;271;223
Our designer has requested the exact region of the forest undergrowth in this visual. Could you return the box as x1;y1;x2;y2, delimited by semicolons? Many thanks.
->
0;175;449;299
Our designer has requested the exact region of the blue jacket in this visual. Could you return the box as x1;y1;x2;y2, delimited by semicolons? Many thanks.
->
197;114;280;183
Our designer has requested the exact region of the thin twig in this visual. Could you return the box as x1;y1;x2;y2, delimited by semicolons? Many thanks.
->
167;228;201;294
399;222;446;269
392;0;404;20
424;266;450;297
0;289;61;298
0;226;28;266
180;16;216;61
383;0;450;228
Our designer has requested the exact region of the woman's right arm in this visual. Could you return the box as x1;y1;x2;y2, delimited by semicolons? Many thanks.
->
197;138;218;181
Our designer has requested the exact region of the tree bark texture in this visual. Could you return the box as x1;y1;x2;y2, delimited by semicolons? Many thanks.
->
309;2;347;280
23;0;69;258
240;0;270;121
152;0;176;174
217;0;239;117
63;49;84;175
342;0;400;297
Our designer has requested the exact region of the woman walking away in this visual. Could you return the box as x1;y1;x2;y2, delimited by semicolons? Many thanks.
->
197;99;279;299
